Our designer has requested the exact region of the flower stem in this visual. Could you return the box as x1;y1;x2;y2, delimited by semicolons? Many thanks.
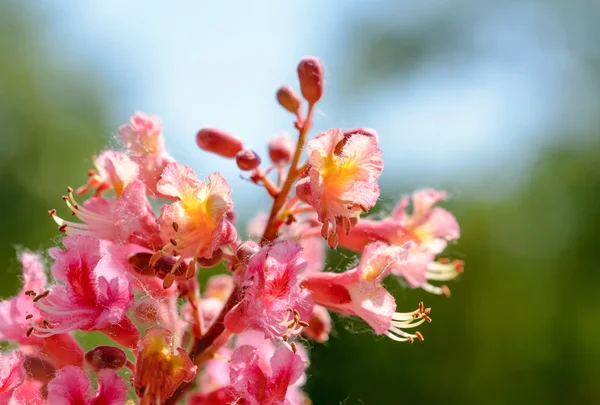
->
261;103;315;243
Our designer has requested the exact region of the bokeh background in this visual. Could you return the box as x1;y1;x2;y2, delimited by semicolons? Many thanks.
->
1;1;599;404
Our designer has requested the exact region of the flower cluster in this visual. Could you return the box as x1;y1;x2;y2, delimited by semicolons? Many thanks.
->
0;57;464;404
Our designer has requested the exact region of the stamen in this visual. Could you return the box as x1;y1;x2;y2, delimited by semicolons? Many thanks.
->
32;290;50;302
387;302;431;343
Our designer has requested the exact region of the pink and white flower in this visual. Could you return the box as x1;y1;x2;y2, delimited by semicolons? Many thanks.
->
296;128;383;247
119;112;175;195
31;236;138;348
224;241;313;342
302;242;431;342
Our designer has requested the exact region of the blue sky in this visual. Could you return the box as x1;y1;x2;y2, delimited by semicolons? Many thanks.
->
38;1;582;210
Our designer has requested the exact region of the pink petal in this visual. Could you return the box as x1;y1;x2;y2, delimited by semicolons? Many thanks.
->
89;369;128;405
0;351;25;403
156;162;200;199
47;366;90;405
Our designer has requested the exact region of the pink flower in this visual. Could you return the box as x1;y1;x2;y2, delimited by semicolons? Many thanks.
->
296;128;383;247
119;112;165;155
46;366;127;405
338;189;463;295
51;180;162;250
229;345;306;405
0;351;25;404
224;241;313;341
0;252;84;368
302;242;431;342
119;112;175;195
156;163;236;263
135;327;197;404
76;151;139;198
31;236;138;348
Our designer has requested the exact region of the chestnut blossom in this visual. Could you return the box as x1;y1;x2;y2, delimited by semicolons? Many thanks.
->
76;150;139;197
0;55;466;405
155;163;236;267
338;189;463;295
302;242;431;342
134;327;196;404
296;128;383;247
46;366;127;405
51;180;162;250
224;241;313;342
0;252;84;368
119;112;175;195
31;236;138;348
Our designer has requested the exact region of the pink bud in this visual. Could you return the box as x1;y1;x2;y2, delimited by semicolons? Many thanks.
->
196;128;244;158
235;150;261;171
85;346;127;372
235;241;260;263
268;135;295;164
297;57;324;104
276;86;301;114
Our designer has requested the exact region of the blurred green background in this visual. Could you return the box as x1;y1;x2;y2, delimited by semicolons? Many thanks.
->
1;2;599;404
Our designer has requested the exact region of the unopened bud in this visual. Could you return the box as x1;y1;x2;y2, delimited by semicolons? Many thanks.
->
235;150;261;171
196;248;224;268
196;128;244;158
268;135;295;164
276;86;301;114
297;57;324;104
85;346;127;372
236;241;260;263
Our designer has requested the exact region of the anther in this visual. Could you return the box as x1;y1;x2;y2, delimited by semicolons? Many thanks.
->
415;331;424;341
163;273;175;289
441;285;451;297
298;320;310;328
422;314;432;323
24;290;36;297
454;260;464;272
48;209;57;217
419;302;424;313
282;335;289;342
33;290;50;302
67;186;74;194
25;314;33;320
438;258;450;264
62;196;69;201
43;320;50;328
170;238;178;246
172;222;179;232
26;327;34;337
59;224;67;233
87;169;97;177
291;342;298;354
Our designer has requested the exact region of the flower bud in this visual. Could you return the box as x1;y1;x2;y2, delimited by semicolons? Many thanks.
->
196;128;244;158
235;149;261;171
235;241;260;263
268;135;295;164
276;86;301;114
85;346;127;372
297;57;324;104
196;248;224;268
